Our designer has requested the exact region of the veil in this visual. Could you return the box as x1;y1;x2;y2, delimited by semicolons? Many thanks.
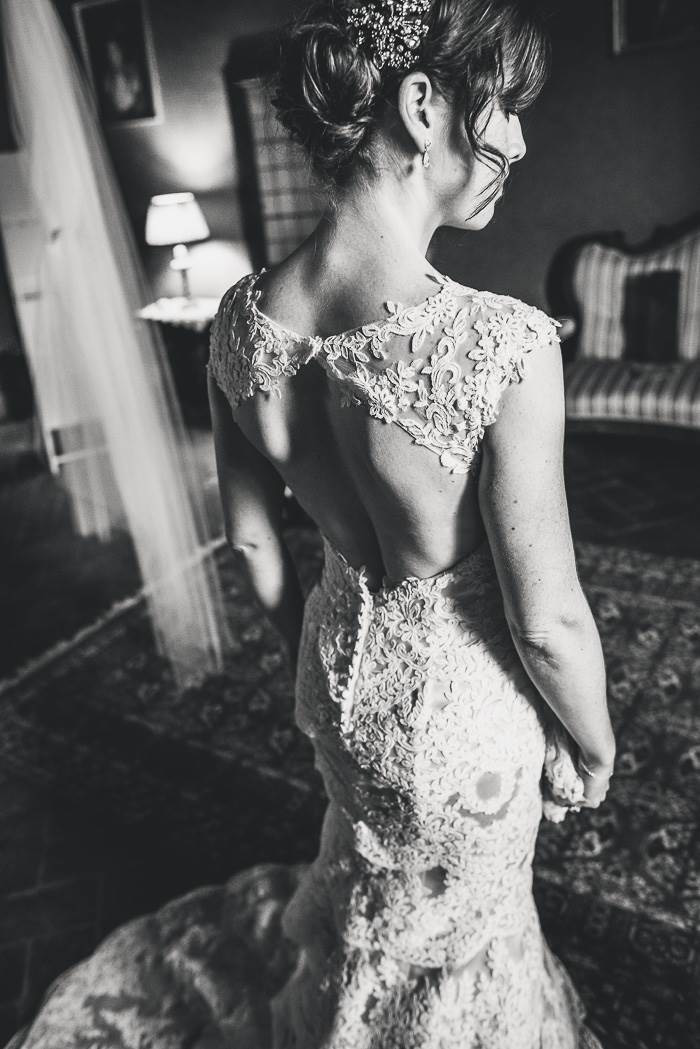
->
0;0;230;687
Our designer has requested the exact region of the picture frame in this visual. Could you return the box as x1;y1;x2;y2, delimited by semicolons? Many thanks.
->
612;0;700;55
72;0;163;126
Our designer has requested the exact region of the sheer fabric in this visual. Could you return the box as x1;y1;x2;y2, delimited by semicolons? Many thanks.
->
208;269;559;475
0;0;226;687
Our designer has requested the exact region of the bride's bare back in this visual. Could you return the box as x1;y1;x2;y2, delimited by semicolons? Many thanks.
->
207;263;566;598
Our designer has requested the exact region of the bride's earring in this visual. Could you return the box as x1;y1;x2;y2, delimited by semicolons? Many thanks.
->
422;136;432;169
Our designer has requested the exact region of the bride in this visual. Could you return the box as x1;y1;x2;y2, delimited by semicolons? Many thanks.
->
8;1;615;1047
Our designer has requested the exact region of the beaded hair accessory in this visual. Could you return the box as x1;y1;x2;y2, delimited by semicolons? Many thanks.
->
344;0;432;71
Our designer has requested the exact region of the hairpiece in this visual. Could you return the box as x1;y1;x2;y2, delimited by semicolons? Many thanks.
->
344;0;432;71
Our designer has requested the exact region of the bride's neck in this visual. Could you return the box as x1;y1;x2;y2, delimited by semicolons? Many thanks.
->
306;177;441;282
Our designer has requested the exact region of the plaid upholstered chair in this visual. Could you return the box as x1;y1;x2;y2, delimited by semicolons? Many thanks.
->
547;214;700;438
223;30;326;271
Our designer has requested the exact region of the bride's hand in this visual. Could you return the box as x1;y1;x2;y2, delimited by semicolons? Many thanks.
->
577;751;615;809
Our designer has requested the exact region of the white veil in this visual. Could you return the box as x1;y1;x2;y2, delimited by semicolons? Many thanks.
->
0;0;229;687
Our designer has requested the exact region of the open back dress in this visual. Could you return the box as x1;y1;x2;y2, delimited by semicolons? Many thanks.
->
7;268;603;1049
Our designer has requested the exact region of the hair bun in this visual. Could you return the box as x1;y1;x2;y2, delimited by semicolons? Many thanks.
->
271;2;381;184
271;0;551;207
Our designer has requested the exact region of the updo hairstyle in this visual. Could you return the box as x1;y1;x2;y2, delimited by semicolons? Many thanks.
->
269;0;551;208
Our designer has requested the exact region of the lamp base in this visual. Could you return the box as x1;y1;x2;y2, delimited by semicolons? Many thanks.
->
177;267;191;299
169;243;192;299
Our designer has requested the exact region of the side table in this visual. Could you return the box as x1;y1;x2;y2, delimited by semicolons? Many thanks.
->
136;296;220;426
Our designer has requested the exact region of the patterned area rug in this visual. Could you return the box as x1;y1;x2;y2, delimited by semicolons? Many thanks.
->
2;528;699;1049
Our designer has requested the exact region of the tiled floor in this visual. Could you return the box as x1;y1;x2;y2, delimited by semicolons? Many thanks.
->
1;423;699;1043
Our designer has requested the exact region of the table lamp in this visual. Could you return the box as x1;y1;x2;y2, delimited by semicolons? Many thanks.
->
145;192;210;298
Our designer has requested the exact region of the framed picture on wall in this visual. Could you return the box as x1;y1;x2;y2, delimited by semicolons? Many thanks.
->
72;0;163;126
613;0;700;54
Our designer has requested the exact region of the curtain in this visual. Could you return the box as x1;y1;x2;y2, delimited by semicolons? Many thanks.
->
0;0;229;687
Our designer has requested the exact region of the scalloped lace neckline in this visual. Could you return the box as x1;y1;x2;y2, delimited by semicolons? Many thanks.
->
248;266;473;347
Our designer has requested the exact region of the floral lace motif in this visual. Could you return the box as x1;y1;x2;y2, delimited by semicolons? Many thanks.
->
270;537;600;1048
206;269;562;474
207;270;599;1049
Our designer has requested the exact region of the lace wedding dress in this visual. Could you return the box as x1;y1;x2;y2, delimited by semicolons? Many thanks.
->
8;270;603;1049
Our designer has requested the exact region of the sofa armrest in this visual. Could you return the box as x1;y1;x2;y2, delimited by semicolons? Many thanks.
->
553;315;578;365
554;315;577;342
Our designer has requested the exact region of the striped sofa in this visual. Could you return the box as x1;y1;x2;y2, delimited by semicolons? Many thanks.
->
549;218;700;434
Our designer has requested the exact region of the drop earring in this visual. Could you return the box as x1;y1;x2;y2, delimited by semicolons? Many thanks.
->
422;136;432;168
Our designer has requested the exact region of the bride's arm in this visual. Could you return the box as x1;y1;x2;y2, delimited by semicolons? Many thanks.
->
208;374;305;674
477;334;615;799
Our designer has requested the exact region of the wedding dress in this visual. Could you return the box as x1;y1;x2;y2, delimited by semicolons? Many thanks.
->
7;269;603;1049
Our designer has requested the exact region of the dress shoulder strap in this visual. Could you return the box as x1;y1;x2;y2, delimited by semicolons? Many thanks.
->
206;280;244;408
206;272;311;410
464;289;562;405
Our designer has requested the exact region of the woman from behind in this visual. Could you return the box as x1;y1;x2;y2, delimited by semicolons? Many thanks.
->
5;2;615;1048
206;0;616;1046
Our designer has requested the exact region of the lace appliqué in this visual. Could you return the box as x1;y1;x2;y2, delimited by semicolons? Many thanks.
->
280;539;600;1049
207;279;306;409
206;270;562;475
205;273;599;1049
328;291;560;475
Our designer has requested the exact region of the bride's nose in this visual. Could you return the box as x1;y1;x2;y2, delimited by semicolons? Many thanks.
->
507;114;527;163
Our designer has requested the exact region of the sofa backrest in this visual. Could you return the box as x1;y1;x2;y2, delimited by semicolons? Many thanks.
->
574;230;700;361
548;215;700;364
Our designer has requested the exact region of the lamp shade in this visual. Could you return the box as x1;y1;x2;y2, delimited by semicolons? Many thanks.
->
145;192;210;246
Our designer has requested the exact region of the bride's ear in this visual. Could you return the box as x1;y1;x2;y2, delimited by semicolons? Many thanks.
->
396;72;434;153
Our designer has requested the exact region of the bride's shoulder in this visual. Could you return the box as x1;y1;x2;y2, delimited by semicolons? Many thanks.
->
443;274;559;333
210;271;264;350
436;275;562;386
441;275;561;358
215;270;258;311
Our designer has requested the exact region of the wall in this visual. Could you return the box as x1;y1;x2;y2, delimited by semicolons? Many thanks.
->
52;0;292;297
59;0;698;308
4;1;700;312
437;0;700;305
